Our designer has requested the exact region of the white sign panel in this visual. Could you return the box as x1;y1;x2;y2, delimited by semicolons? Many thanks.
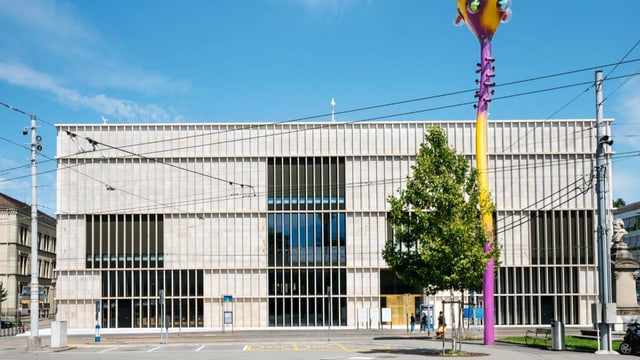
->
357;308;368;322
370;309;379;323
381;308;392;322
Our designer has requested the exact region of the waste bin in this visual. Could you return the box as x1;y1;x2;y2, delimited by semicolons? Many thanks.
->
550;319;565;351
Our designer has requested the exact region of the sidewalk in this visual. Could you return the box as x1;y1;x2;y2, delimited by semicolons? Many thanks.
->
0;326;624;359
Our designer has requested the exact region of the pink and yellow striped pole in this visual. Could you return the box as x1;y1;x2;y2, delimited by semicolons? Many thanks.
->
455;0;511;345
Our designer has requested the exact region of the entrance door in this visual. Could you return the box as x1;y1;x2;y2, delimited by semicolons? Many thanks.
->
540;296;554;324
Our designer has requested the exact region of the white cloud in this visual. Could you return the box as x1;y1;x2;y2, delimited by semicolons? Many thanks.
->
0;0;97;43
0;62;60;93
0;0;187;118
0;62;183;122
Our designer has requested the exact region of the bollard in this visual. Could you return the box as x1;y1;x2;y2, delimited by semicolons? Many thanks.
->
95;323;101;343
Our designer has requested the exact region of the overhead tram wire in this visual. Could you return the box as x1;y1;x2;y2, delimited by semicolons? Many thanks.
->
3;68;638;211
53;88;632;215
0;101;28;115
598;40;640;161
67;158;594;215
52;172;599;264
494;171;597;236
54;73;640;168
7;86;634;261
501;40;640;152
1;75;636;225
49;59;640;155
48;141;622;217
612;150;640;161
55;116;613;215
500;72;640;153
0;138;191;214
61;129;257;196
0;117;224;215
56;149;599;215
46;98;612;215
0;136;57;165
602;38;640;104
5;59;640;162
6;76;640;211
53;148;600;237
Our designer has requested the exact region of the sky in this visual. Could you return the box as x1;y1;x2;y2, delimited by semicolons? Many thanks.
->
0;0;638;217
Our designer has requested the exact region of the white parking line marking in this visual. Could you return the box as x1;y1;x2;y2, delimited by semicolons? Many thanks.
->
99;347;115;353
148;346;162;352
195;345;205;352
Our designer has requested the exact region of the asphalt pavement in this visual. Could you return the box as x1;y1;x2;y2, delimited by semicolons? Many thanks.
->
0;326;630;360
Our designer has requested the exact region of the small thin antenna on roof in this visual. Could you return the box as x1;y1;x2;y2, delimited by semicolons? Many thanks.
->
331;97;336;122
101;116;108;124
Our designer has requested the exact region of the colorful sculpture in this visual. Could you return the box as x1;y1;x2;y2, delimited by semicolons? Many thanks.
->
455;0;511;345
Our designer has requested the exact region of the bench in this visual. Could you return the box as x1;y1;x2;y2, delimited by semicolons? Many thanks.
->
525;328;551;346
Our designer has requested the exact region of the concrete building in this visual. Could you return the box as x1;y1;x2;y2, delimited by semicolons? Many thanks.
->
0;193;57;322
55;119;609;330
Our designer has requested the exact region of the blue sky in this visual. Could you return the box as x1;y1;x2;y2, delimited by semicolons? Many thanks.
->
0;0;638;216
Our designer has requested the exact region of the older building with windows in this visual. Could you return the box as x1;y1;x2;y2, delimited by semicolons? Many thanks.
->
55;119;609;330
0;193;57;322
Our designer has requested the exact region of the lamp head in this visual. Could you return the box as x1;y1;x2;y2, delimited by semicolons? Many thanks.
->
599;135;613;146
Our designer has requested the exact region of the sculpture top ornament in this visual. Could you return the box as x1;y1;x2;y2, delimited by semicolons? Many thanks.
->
454;0;511;42
613;218;628;245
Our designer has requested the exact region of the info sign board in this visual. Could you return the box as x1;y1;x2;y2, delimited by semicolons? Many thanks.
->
224;311;233;324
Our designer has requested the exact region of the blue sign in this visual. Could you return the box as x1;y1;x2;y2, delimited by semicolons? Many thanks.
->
463;308;484;319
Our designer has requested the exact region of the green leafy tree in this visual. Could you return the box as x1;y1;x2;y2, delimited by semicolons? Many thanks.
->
613;198;626;208
383;127;499;343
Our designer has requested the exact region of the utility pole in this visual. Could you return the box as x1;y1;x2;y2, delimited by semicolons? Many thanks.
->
594;70;615;354
28;114;41;350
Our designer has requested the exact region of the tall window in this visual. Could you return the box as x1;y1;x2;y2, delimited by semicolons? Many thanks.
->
19;225;28;245
495;210;595;325
530;210;594;265
267;157;347;327
85;214;203;328
86;214;164;269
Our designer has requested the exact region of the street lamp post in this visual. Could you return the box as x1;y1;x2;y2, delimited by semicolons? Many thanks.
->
594;70;615;354
28;114;40;350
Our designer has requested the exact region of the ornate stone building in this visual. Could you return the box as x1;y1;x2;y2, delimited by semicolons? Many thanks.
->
0;193;57;321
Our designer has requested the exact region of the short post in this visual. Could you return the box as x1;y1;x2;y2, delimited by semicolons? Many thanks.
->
327;286;332;342
95;323;100;343
159;289;165;344
95;300;101;343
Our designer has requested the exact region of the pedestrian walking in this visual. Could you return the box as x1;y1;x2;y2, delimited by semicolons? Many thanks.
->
410;313;416;334
436;311;446;339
